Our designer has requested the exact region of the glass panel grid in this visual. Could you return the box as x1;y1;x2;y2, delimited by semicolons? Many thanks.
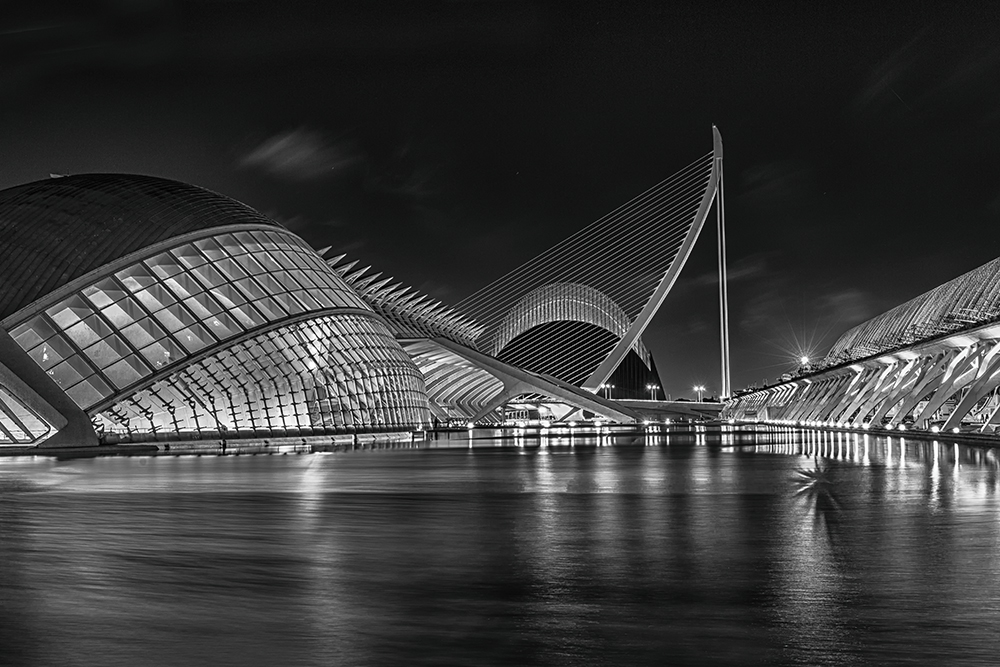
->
0;385;54;445
95;313;429;438
11;229;376;410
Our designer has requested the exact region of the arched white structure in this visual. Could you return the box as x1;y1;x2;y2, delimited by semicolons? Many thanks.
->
725;255;1000;433
455;127;725;392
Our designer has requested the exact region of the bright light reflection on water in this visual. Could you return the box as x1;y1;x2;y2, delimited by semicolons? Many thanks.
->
1;427;1000;666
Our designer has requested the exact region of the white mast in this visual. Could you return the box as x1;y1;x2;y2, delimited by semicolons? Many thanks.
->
714;126;731;399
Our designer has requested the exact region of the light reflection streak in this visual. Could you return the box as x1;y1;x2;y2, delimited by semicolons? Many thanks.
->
930;440;942;512
954;443;961;484
775;456;852;658
6;427;1000;665
291;455;355;660
739;428;1000;525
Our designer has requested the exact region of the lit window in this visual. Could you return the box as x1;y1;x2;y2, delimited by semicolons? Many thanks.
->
171;244;208;269
154;303;197;333
48;357;92;388
134;284;178;312
47;296;93;329
145;252;185;280
101;297;144;328
65;314;113;349
164;273;204;299
82;335;132;369
28;336;73;370
174;324;214;353
103;355;150;389
120;318;167;348
194;237;227;261
12;317;56;350
140;338;183;368
116;264;158;292
65;377;112;408
83;278;128;309
191;264;227;290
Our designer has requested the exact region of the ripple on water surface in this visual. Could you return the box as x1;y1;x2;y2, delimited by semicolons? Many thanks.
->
1;430;999;666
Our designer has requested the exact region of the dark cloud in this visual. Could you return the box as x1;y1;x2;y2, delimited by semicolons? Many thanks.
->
817;289;877;328
738;283;876;365
739;161;816;209
363;141;447;214
238;128;363;182
693;253;770;287
0;1;180;99
852;30;928;119
264;211;347;235
852;20;1000;136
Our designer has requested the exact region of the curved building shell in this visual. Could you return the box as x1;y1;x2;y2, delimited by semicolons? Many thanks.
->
0;174;430;446
824;257;1000;367
725;256;1000;433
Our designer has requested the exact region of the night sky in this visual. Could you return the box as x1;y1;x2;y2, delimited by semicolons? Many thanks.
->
3;1;999;399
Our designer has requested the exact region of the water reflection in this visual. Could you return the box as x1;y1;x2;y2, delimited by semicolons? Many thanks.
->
793;459;842;518
1;429;1000;665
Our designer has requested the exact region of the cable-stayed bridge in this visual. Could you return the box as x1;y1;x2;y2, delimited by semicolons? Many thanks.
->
322;127;731;424
456;126;728;397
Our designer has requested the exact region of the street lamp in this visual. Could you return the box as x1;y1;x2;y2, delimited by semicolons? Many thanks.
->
646;383;659;400
694;385;705;402
600;382;615;399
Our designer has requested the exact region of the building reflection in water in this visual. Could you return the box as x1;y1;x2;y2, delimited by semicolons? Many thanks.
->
2;429;1000;665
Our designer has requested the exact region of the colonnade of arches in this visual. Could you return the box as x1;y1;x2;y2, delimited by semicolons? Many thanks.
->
724;336;1000;433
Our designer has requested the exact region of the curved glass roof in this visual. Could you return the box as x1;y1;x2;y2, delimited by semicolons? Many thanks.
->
8;228;368;410
825;256;1000;365
0;174;280;320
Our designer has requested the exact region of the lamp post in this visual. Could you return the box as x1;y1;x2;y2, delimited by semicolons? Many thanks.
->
646;383;659;400
600;382;615;399
694;385;705;402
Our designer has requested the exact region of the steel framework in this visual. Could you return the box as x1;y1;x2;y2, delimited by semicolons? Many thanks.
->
725;256;1000;433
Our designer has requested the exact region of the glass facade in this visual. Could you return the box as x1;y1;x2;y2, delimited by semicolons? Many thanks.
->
93;314;429;438
0;382;53;445
9;229;369;410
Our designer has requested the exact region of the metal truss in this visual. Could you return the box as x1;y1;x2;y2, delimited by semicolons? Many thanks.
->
485;282;651;382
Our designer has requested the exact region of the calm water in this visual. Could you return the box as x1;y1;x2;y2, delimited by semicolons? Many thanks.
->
2;429;1000;666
